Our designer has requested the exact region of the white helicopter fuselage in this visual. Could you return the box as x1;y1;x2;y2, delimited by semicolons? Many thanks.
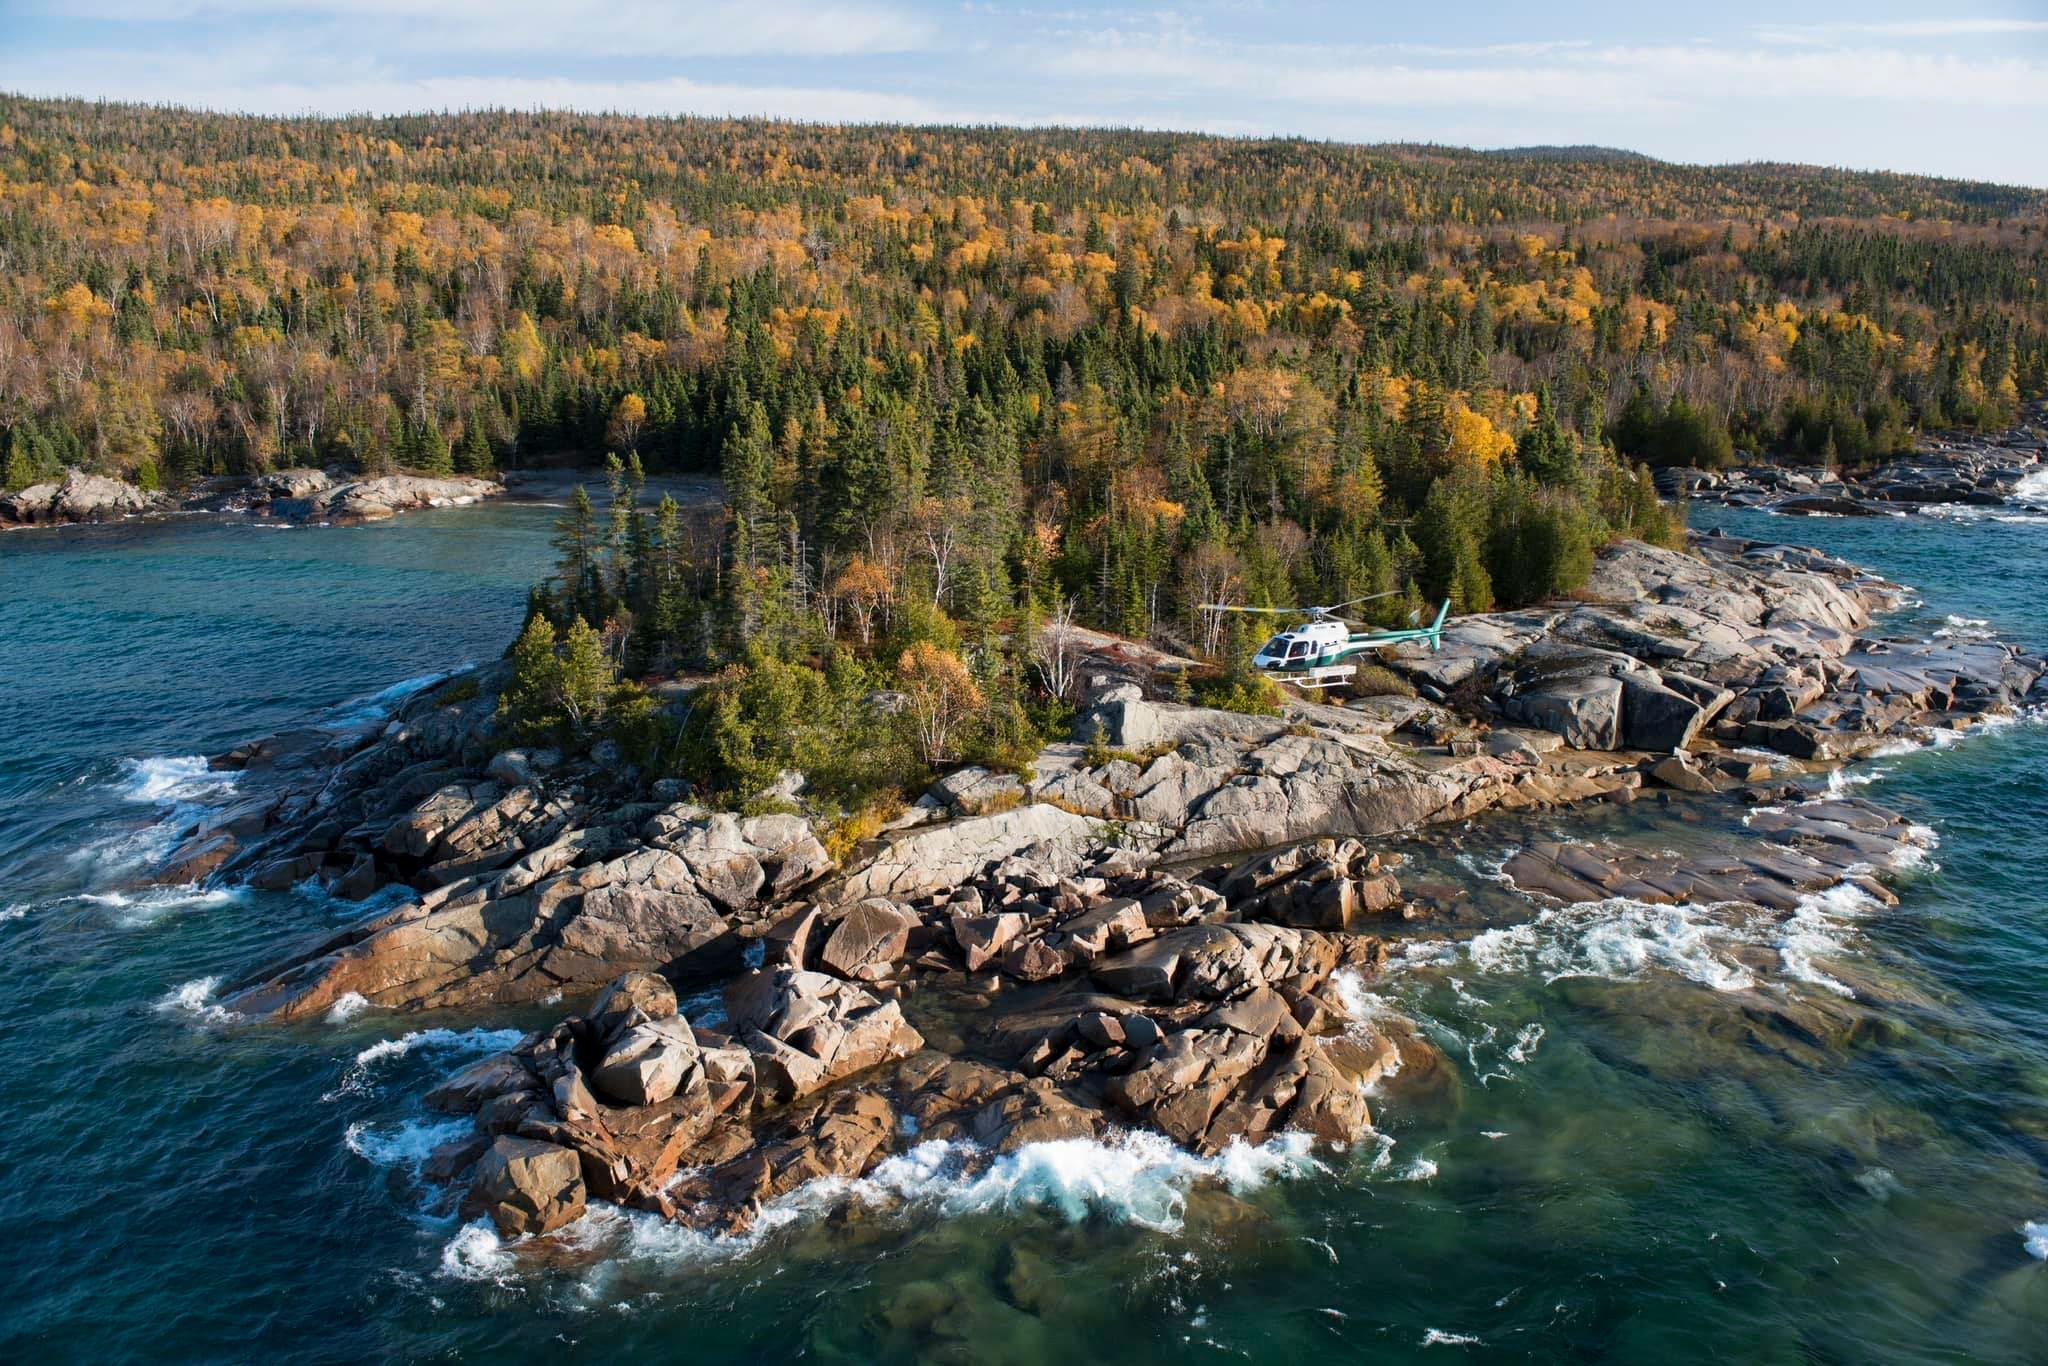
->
1251;620;1367;687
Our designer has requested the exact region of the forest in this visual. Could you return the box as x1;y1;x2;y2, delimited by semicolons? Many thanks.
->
3;96;2045;815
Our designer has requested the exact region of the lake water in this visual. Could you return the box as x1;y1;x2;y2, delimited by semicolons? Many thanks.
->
1;499;2044;1362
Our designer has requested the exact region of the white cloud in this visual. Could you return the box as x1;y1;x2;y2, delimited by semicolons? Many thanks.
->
1;59;962;124
1755;18;2048;46
1038;33;2048;112
17;0;937;59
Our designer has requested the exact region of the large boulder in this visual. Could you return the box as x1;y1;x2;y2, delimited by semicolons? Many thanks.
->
837;803;1105;901
1620;672;1731;753
818;899;918;978
1502;675;1624;750
724;967;923;1100
591;1016;698;1106
588;970;678;1036
462;1136;587;1237
1073;685;1287;752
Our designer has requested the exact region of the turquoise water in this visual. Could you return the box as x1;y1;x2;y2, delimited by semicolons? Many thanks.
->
2;502;2046;1362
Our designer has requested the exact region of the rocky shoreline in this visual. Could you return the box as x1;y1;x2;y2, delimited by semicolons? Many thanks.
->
1668;401;2048;518
1;467;503;531
151;531;2044;1245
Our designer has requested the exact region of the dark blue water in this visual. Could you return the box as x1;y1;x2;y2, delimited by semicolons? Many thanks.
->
1;501;2045;1362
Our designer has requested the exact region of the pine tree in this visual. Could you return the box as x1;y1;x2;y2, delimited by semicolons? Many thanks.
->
416;421;454;476
558;618;617;733
500;615;563;739
456;417;494;476
552;486;603;626
4;427;37;490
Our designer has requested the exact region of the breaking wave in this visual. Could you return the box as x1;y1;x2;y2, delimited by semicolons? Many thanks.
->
2024;1219;2048;1262
77;885;243;925
322;667;471;729
1466;897;1759;992
114;754;240;806
155;976;239;1024
439;1129;1329;1282
325;1026;526;1101
65;754;243;886
347;1116;472;1173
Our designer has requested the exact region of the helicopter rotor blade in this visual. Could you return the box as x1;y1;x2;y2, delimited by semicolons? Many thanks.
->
1197;603;1304;615
1318;591;1399;613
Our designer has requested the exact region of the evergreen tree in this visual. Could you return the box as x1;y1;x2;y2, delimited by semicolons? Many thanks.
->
552;486;604;626
413;421;454;476
500;615;563;739
558;617;617;733
456;417;494;476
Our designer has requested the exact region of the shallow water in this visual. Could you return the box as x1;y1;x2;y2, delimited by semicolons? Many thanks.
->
2;502;2046;1361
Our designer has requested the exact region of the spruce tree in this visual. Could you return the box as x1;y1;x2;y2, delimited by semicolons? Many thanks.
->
456;418;494;476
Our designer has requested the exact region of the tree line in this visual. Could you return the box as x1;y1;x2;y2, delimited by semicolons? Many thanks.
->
3;97;2044;822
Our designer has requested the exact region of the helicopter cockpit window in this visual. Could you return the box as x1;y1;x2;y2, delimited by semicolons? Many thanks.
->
1260;635;1288;657
1288;640;1311;660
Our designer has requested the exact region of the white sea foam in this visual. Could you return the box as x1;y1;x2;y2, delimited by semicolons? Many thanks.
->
71;755;246;885
114;754;241;806
1854;1167;1903;1201
1453;850;1515;886
325;992;372;1024
441;1221;522;1284
77;885;242;925
1;903;31;924
841;1130;1325;1232
325;1026;525;1100
156;975;239;1023
1467;898;1758;992
347;1116;471;1171
1823;765;1888;794
1421;1328;1481;1347
1932;615;1995;641
1893;824;1941;872
1505;1022;1545;1063
2024;1219;2048;1261
2012;468;2048;504
1775;881;1883;998
441;1129;1328;1281
1391;938;1460;970
351;1026;525;1070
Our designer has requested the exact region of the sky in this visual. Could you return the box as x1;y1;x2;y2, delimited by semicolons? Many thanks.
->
1;1;2044;186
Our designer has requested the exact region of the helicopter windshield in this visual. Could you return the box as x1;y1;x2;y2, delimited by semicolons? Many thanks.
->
1259;635;1289;658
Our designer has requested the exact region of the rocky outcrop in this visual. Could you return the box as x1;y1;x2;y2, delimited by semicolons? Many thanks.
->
1679;403;2048;517
152;519;2020;1256
191;525;2039;1034
269;473;501;524
420;841;1415;1238
221;813;827;1018
1386;533;2039;766
1502;797;1919;911
835;802;1106;901
2;466;506;531
1;470;168;527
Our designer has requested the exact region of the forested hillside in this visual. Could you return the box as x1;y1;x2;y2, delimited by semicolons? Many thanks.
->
3;96;2046;797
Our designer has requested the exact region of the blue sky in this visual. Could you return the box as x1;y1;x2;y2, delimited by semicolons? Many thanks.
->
2;1;2043;185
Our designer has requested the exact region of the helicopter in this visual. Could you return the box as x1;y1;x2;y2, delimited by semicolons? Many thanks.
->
1201;593;1452;690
